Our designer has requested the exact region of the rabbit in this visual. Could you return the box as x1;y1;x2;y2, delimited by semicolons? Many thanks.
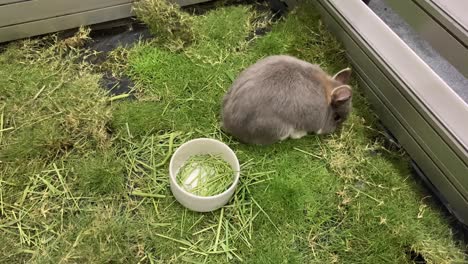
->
221;55;352;145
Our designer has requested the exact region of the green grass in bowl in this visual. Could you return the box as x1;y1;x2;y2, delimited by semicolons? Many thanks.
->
176;154;234;196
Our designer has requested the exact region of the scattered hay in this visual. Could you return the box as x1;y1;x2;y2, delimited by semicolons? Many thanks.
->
0;162;83;261
410;239;467;264
99;46;131;77
120;131;187;197
108;130;277;262
0;32;112;162
59;26;92;48
320;120;376;182
74;151;126;196
133;0;195;50
152;157;276;262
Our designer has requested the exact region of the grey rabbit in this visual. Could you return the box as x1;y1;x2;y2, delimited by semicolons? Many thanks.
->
221;55;352;145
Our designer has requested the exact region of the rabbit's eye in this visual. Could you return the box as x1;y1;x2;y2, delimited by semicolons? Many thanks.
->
333;113;342;122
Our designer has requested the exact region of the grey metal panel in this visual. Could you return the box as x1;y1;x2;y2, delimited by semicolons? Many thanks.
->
327;0;468;160
0;0;213;43
0;4;134;43
0;0;133;27
315;0;468;224
384;0;468;78
429;0;468;32
413;0;468;44
368;0;468;104
0;0;30;5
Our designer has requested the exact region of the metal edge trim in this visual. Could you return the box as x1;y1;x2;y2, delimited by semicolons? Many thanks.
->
316;0;468;195
327;0;468;152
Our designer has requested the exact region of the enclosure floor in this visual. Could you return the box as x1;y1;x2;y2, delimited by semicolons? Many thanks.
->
1;2;466;263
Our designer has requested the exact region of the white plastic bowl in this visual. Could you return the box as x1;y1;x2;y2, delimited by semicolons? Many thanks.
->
169;138;240;212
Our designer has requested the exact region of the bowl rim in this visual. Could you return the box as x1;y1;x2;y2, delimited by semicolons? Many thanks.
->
169;138;240;200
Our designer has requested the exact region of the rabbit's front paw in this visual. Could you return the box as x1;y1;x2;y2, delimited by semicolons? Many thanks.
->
290;130;307;139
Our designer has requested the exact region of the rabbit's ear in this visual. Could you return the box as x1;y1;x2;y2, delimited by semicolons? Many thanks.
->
333;68;352;84
331;85;352;105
